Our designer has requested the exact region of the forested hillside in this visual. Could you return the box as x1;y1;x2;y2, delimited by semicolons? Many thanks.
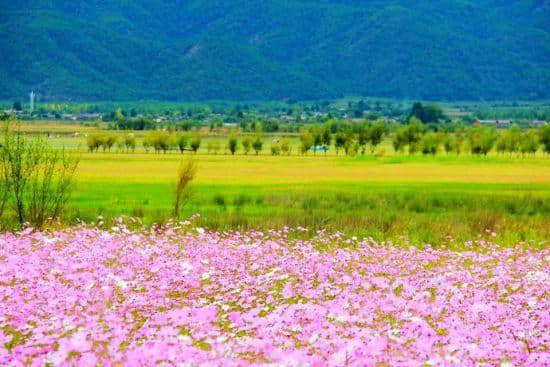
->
1;0;549;101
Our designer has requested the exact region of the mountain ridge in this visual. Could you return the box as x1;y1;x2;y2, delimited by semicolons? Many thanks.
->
1;0;549;101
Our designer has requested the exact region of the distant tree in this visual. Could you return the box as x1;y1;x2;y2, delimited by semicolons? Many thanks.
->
252;135;263;155
116;137;125;152
321;124;332;154
149;131;170;153
12;101;22;111
454;129;465;155
311;125;323;155
496;125;521;156
280;138;291;155
97;133;117;152
408;102;444;123
271;142;281;155
114;108;125;122
392;128;407;153
443;133;455;154
420;132;440;155
496;132;508;155
227;133;238;155
358;125;369;155
539;124;550;155
405;117;425;154
142;137;152;153
520;130;539;157
86;133;102;152
190;134;202;154
334;132;347;155
409;102;425;122
368;121;387;153
299;129;313;155
344;138;358;156
468;126;497;155
423;104;445;123
177;134;189;153
124;134;136;152
242;135;252;155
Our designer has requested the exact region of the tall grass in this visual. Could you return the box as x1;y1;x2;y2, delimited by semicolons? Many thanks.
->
173;158;197;217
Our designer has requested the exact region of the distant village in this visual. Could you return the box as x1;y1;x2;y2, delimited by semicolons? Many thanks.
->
1;91;548;128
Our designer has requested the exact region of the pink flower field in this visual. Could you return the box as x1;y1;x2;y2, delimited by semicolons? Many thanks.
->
0;221;548;366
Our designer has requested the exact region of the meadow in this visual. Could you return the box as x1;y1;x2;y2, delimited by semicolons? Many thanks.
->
2;121;549;246
65;150;550;247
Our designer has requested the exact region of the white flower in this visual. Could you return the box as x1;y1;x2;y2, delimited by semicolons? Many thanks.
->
177;335;191;342
336;315;347;323
181;261;193;275
308;333;319;344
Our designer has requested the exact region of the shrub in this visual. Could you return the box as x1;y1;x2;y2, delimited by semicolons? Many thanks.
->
0;121;79;228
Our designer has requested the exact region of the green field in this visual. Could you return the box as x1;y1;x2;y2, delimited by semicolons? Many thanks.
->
61;151;550;247
2;121;549;247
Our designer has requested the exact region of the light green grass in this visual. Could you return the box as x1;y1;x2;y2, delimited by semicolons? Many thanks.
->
58;152;550;247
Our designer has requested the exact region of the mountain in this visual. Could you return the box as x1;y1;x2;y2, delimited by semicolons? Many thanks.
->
1;0;549;101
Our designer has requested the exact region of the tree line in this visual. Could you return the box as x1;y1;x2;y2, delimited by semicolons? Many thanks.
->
85;121;550;157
